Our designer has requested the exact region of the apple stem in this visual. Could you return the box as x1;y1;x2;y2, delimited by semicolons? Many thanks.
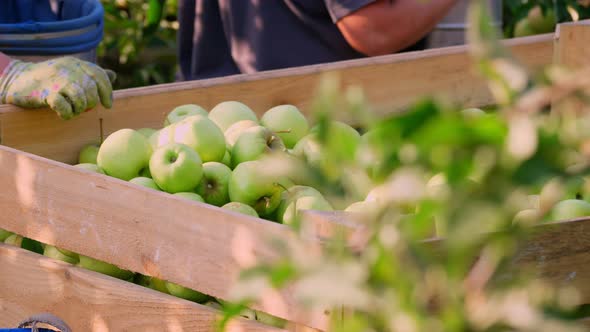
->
264;196;271;208
274;129;292;134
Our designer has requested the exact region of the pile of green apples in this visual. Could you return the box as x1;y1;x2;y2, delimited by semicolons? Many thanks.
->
513;178;590;226
52;100;364;327
76;100;347;223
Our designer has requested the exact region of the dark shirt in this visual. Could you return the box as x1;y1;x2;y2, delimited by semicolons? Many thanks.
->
177;0;427;81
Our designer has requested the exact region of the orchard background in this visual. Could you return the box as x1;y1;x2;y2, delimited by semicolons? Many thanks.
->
97;0;590;90
98;0;179;89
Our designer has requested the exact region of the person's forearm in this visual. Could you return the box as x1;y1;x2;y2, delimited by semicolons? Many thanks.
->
0;52;12;73
337;0;458;56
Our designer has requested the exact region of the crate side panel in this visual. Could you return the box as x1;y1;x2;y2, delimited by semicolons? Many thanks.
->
0;144;329;330
0;244;284;332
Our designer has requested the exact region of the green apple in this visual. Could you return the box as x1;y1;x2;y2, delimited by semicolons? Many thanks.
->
140;166;152;178
228;161;287;217
345;200;381;222
173;192;205;202
549;199;590;221
275;185;324;220
310;121;361;158
296;122;361;169
165;281;209;303
21;238;44;254
78;255;134;280
129;177;161;191
149;129;162;149
97;129;152;181
240;308;257;320
514;18;535;37
134;274;169;293
215;300;256;320
280;195;333;226
261;104;309;149
137;128;158;138
292;134;322;166
461;108;486;119
78;143;100;164
148;277;170;293
43;245;79;264
4;234;22;247
54;246;78;258
364;185;415;214
134;274;151;287
164;104;208;126
256;311;287;328
0;229;13;242
513;209;540;225
284;185;322;199
221;148;232;168
150;143;203;193
209;101;258;132
171;115;226;162
231;126;286;167
221;202;259;218
205;300;222;310
224;120;259;149
74;163;105;174
195;162;232;206
528;6;556;33
355;129;386;180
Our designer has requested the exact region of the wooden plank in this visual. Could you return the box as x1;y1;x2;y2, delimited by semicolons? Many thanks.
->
511;217;590;303
96;33;554;136
0;144;330;331
0;33;554;164
554;20;590;68
552;21;590;116
0;108;100;165
0;243;283;332
305;207;590;303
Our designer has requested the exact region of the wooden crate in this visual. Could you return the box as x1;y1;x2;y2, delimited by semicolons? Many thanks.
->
0;20;589;331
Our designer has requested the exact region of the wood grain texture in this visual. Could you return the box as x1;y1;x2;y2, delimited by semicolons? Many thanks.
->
511;218;590;303
0;144;329;330
0;33;554;164
552;21;590;116
554;21;590;68
304;207;590;303
0;243;284;332
0;108;100;165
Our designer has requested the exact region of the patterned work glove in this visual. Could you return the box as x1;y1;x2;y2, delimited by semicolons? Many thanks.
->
0;57;115;120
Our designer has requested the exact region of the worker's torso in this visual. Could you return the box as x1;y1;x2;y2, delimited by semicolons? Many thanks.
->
177;0;427;81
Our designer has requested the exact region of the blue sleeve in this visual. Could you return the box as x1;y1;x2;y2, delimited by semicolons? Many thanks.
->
324;0;378;22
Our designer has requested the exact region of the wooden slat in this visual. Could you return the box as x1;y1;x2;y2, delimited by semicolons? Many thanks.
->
96;33;554;137
0;243;283;332
0;33;554;163
0;108;100;165
552;21;590;116
554;21;590;68
305;207;590;303
511;218;590;303
0;144;329;330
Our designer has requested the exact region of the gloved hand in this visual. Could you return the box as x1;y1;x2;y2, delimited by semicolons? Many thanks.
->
0;56;115;120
